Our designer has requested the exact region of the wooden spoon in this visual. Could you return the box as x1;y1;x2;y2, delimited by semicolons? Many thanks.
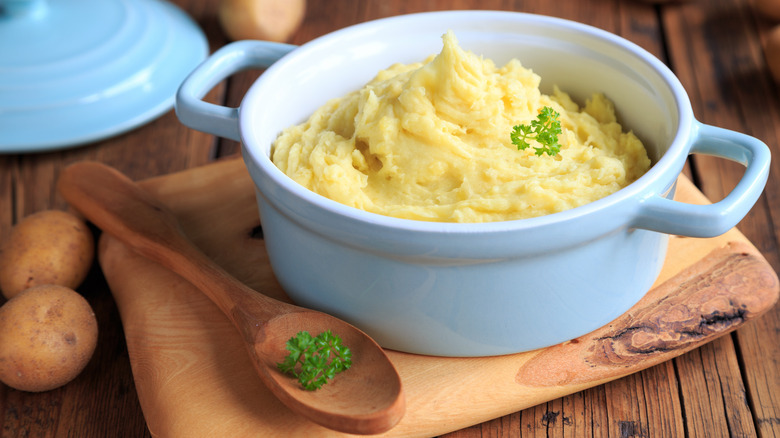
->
57;161;405;435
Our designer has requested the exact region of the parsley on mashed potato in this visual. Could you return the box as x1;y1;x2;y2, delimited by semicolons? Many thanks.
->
271;31;651;223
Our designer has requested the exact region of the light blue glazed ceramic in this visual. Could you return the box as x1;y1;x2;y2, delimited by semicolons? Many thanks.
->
176;11;771;356
0;0;207;153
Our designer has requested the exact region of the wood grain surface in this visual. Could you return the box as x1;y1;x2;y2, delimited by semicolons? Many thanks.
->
94;159;777;438
1;0;780;436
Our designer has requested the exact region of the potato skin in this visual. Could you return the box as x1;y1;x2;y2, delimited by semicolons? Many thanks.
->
0;210;94;299
0;285;98;392
218;0;306;42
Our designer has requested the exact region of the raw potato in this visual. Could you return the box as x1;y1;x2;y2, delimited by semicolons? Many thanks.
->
0;285;98;392
0;210;94;299
218;0;306;42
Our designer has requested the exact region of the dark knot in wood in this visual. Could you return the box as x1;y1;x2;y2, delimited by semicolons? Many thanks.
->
514;243;779;387
584;252;769;368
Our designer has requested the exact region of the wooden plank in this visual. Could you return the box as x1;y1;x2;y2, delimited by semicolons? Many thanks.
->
736;311;780;437
676;338;750;437
709;337;760;435
604;374;650;438
736;5;780;436
0;158;13;241
661;1;780;436
640;361;685;437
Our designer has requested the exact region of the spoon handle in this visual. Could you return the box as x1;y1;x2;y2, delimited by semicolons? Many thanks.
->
57;162;285;335
59;161;407;435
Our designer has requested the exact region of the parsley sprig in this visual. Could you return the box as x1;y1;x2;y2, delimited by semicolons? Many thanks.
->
510;106;562;156
277;330;352;391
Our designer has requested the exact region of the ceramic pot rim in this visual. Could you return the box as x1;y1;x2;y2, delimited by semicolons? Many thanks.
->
239;10;694;237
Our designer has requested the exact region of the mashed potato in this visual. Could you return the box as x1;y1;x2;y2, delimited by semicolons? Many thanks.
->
271;32;651;222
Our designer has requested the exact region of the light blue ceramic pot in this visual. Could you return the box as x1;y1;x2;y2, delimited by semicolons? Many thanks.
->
176;11;770;356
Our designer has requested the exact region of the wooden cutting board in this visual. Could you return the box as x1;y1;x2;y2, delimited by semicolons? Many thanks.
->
96;157;779;437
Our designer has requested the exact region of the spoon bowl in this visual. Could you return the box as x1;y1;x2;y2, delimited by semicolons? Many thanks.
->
57;161;405;435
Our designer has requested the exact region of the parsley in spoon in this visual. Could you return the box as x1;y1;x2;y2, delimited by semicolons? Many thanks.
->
278;330;353;390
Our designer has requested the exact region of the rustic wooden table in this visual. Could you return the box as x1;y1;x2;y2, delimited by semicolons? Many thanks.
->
1;0;778;436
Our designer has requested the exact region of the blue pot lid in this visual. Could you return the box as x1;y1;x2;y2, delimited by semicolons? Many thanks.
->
0;0;208;153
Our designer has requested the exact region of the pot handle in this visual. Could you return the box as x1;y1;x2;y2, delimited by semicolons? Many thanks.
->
175;40;296;142
632;122;770;237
